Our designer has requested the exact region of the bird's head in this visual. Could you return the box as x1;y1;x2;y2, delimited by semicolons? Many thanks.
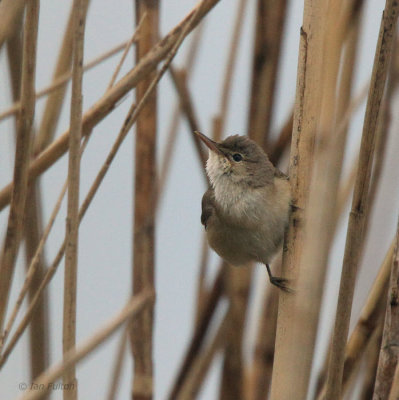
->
195;131;274;189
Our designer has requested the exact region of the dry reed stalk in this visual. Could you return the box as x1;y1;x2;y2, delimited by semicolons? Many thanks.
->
333;79;372;219
0;0;222;212
106;326;129;400
314;156;358;397
269;111;293;165
5;9;50;381
24;187;49;383
373;217;399;399
344;306;385;399
0;0;39;331
62;1;86;398
0;0;26;48
247;283;279;400
0;98;131;367
219;267;250;400
34;0;89;155
196;124;288;393
0;37;138;122
204;8;248;385
309;2;364;390
276;0;356;395
245;116;297;399
156;37;209;321
5;10;23;105
360;323;383;400
233;113;292;400
178;312;229;400
1;2;211;366
214;5;252;387
213;0;247;142
316;239;394;399
330;0;364;226
336;157;358;220
218;1;289;396
0;135;89;370
107;13;147;90
0;65;92;355
388;361;399;400
130;1;159;399
3;0;91;387
26;3;83;385
318;53;395;395
0;120;119;367
325;2;399;398
3;10;149;381
17;290;155;400
248;0;288;149
368;39;398;223
270;0;326;397
0;181;67;354
167;266;224;399
194;235;210;325
157;24;204;201
169;67;206;168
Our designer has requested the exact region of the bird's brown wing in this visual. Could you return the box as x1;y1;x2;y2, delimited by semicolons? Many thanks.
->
201;187;215;229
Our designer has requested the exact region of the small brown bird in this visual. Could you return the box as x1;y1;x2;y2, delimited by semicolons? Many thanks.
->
195;131;291;291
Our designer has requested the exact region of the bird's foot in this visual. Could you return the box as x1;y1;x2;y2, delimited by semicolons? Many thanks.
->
265;264;294;293
269;276;294;293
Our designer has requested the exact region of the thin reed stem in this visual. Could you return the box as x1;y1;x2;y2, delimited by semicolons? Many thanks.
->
0;181;67;354
325;2;399;397
213;0;247;142
167;266;224;399
0;37;137;123
107;13;147;90
247;284;279;400
360;322;383;400
130;1;159;399
178;312;228;400
169;67;206;168
270;0;326;396
5;6;50;381
0;0;222;212
248;0;288;149
373;216;399;399
0;0;26;48
317;239;394;399
18;291;154;400
35;1;89;155
62;1;86;398
157;23;204;203
0;0;39;331
106;326;129;400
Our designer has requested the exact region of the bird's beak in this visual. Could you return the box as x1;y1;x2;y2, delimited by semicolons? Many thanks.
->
194;131;225;156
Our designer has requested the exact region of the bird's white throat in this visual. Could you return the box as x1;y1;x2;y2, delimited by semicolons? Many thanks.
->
206;151;247;211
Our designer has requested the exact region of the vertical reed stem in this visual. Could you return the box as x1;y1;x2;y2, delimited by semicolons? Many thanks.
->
130;1;159;399
270;0;325;397
373;216;399;399
62;1;86;398
325;1;399;397
248;0;288;149
0;0;39;331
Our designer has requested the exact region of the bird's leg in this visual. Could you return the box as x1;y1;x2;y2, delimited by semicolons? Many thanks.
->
265;264;292;293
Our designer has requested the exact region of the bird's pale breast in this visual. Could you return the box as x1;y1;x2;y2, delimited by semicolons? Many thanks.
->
204;176;290;266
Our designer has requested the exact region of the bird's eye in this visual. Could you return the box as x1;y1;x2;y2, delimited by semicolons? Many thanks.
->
232;153;242;162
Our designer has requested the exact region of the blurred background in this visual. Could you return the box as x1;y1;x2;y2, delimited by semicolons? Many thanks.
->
0;0;398;399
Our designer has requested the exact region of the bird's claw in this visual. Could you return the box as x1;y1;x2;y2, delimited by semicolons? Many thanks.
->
270;276;294;293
